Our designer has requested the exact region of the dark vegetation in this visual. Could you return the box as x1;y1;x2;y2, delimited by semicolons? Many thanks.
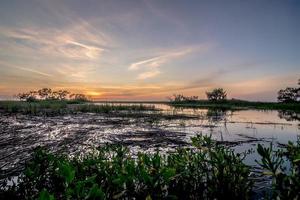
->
0;88;161;115
169;99;300;112
1;135;299;199
277;79;300;103
16;88;89;102
256;137;300;199
206;88;227;101
0;135;252;199
0;101;158;116
169;79;300;112
168;94;199;103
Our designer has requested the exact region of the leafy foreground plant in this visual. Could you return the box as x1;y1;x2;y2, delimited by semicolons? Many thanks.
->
0;135;252;200
256;137;300;199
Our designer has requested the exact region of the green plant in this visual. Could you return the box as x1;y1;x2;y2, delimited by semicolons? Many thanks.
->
0;101;157;116
256;137;300;199
0;136;253;199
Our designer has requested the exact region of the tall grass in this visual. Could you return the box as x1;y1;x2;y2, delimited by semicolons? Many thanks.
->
0;101;157;116
0;100;68;115
74;104;157;114
169;99;300;112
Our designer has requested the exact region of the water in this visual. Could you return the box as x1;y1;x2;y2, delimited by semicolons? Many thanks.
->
0;103;299;180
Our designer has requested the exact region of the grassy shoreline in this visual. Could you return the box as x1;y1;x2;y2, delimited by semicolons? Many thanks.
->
0;100;299;115
0;100;157;115
168;99;300;112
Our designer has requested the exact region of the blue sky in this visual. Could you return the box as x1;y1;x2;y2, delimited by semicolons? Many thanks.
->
0;0;299;101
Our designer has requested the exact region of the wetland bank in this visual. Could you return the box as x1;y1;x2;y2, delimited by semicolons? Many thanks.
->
0;100;299;199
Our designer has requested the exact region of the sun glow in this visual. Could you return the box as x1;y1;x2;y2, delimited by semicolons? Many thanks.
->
86;91;102;96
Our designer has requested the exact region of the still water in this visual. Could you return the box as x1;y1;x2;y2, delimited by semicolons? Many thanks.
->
0;103;299;181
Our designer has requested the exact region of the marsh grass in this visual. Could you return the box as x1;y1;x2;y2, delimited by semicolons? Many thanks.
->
0;100;68;115
74;104;157;114
0;101;157;116
169;99;300;112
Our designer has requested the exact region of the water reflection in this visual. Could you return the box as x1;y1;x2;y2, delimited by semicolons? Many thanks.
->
0;103;299;181
278;110;300;121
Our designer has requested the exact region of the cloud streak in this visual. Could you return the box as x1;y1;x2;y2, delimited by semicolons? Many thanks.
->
0;61;53;77
0;24;109;61
137;69;161;80
15;66;53;77
129;45;206;79
129;47;195;71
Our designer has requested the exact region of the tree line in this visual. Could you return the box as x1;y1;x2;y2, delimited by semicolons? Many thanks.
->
169;88;227;102
170;79;300;103
277;79;300;103
16;88;89;102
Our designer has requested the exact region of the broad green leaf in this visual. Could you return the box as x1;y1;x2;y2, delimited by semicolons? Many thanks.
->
38;189;55;200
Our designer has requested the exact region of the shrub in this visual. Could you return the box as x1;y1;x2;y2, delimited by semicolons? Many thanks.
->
206;88;227;101
256;137;300;199
16;88;88;102
277;87;299;103
0;136;252;199
169;94;198;103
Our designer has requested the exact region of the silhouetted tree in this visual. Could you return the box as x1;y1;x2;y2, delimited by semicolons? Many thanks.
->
16;88;89;102
57;90;70;100
38;88;52;100
277;87;298;103
206;88;227;101
172;94;185;102
17;93;30;101
17;91;37;102
169;94;198;102
70;93;88;102
278;79;300;103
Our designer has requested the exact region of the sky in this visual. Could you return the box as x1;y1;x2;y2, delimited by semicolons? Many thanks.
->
0;0;299;101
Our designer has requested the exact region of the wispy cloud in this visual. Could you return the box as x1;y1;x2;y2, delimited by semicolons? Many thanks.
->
54;64;96;81
129;56;164;70
0;61;52;77
0;24;109;61
129;46;205;79
129;47;195;70
15;66;53;77
137;69;161;80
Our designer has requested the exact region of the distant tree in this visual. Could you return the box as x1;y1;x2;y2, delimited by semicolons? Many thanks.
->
278;87;298;103
44;89;70;100
57;90;70;100
38;88;52;100
70;93;88;102
169;94;198;102
184;96;199;102
17;93;30;101
49;91;59;100
172;94;185;102
27;91;38;102
278;79;300;103
17;91;37;102
16;88;90;102
206;88;227;101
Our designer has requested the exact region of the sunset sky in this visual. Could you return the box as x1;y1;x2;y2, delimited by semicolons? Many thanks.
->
0;0;299;101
